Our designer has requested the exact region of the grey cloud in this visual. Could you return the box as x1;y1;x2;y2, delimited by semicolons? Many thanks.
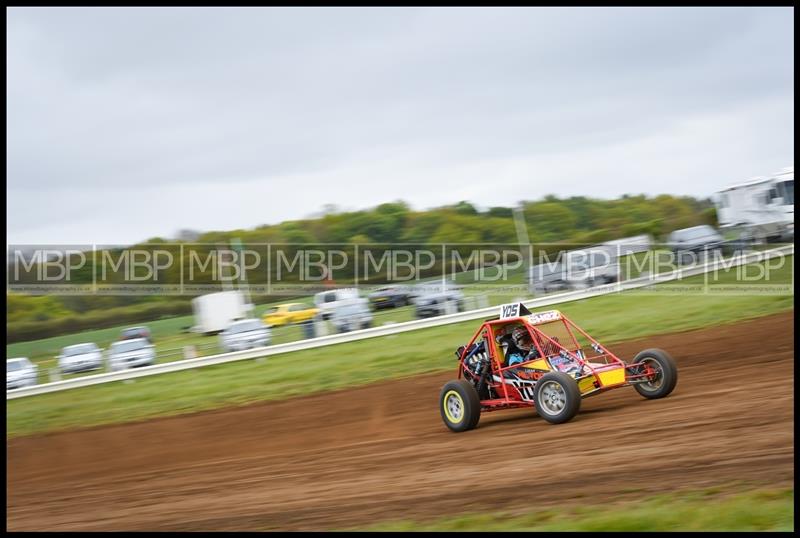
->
6;7;793;245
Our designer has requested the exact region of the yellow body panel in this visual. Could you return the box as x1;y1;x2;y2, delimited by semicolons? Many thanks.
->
597;367;626;387
522;359;549;370
578;376;597;394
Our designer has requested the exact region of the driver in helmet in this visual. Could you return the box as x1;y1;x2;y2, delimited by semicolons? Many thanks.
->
500;325;541;366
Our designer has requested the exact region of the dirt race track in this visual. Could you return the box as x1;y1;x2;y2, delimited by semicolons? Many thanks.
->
7;312;795;531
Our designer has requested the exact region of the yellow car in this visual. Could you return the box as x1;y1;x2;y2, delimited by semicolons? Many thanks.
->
262;303;319;327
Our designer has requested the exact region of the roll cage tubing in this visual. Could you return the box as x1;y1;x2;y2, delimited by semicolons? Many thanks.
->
456;313;632;405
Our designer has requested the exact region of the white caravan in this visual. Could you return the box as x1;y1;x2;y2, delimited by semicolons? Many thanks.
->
715;166;794;242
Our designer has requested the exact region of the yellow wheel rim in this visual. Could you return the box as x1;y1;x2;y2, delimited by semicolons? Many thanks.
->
443;390;465;424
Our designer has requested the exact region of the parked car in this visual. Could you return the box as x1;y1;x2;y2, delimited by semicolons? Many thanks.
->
220;318;271;352
563;247;620;289
414;282;465;319
313;288;360;320
120;326;152;343
367;285;415;310
7;358;38;390
529;261;571;295
107;338;156;371
58;343;103;374
330;298;373;333
667;225;726;265
262;303;319;328
530;246;620;294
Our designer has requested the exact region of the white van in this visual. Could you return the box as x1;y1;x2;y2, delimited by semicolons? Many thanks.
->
313;288;360;320
191;291;252;334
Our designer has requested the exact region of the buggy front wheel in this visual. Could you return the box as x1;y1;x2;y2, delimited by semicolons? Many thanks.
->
440;379;481;432
628;348;678;399
533;372;581;424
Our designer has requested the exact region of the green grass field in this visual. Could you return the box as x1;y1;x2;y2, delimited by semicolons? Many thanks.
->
347;487;794;531
6;255;793;438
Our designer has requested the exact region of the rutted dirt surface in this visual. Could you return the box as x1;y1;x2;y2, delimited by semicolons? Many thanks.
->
6;312;795;531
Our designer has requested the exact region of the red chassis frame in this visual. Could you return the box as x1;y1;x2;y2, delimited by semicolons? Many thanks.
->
455;311;656;413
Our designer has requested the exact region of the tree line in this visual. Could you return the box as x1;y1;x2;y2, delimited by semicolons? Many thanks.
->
7;194;716;342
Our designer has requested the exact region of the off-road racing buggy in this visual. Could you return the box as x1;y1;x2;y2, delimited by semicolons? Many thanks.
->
439;303;678;432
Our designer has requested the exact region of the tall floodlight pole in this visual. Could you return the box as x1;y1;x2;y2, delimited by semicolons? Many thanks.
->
231;237;253;315
217;242;234;292
513;204;533;294
513;205;531;245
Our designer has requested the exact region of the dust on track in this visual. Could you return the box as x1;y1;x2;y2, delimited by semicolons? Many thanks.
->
7;311;795;530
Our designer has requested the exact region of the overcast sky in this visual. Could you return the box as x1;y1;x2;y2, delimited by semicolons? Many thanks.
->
7;7;794;245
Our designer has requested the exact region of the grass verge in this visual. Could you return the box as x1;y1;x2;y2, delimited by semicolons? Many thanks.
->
346;487;794;531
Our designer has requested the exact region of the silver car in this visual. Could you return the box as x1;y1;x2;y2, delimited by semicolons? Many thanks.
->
58;343;103;374
107;338;156;371
563;248;620;289
413;282;465;319
7;358;38;390
331;298;373;333
220;319;271;352
667;225;726;265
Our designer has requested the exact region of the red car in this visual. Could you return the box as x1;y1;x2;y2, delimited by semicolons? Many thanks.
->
439;303;678;432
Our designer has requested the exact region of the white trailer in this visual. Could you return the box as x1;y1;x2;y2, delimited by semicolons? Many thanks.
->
715;166;794;242
191;291;252;334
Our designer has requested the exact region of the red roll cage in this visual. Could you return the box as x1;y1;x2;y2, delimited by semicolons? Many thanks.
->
455;310;647;412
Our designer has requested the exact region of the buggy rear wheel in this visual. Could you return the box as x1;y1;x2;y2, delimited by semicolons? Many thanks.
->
440;379;481;432
628;348;678;399
533;372;581;424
